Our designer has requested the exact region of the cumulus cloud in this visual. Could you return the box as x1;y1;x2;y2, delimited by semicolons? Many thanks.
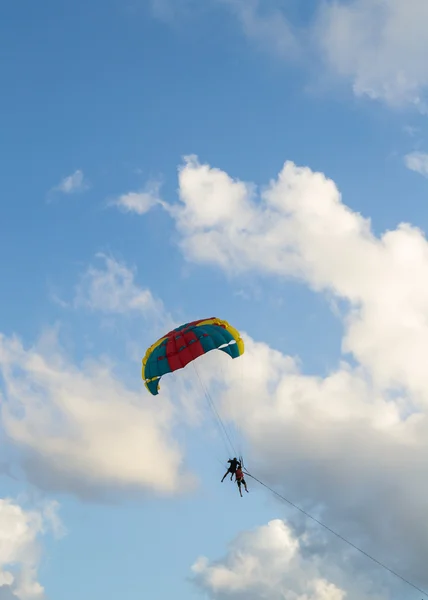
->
191;518;385;600
0;498;62;600
168;155;428;402
112;180;163;215
52;170;88;195
404;151;428;177
0;328;193;500
316;0;428;109
74;253;165;317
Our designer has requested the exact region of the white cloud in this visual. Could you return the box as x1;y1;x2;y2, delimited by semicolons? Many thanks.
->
316;0;428;109
0;328;193;500
0;498;61;600
74;253;165;317
191;519;379;600
113;180;163;215
168;155;428;402
52;170;88;194
404;151;428;177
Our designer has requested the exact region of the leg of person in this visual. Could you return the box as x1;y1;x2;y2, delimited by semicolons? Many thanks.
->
237;480;242;497
243;478;249;492
222;468;233;482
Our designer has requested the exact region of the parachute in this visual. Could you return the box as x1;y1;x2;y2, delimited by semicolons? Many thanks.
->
142;317;244;395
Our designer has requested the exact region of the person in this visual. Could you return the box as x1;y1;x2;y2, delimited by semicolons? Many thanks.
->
221;458;241;482
235;466;249;497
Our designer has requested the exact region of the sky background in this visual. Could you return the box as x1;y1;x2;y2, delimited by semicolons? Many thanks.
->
2;1;428;599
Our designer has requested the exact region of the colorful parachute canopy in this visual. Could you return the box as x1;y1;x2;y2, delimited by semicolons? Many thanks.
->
142;317;244;395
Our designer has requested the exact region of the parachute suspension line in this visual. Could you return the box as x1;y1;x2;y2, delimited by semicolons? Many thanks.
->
236;350;245;462
219;356;241;456
219;352;243;461
191;363;228;454
191;361;238;459
243;470;428;598
192;362;236;457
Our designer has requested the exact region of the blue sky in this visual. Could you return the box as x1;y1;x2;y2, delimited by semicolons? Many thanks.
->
2;1;428;599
